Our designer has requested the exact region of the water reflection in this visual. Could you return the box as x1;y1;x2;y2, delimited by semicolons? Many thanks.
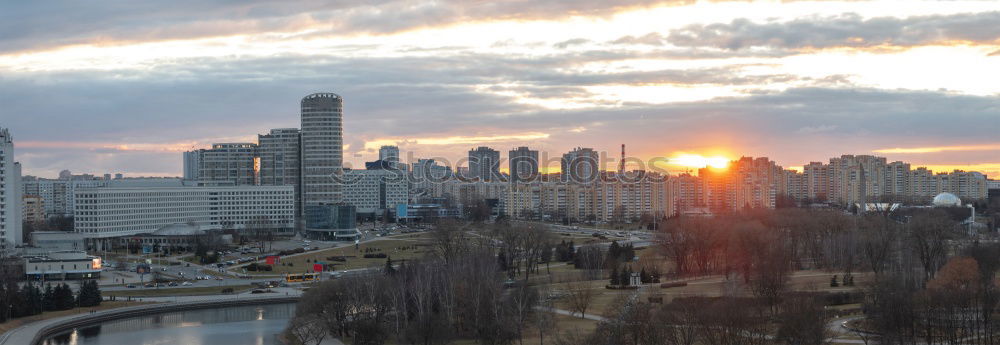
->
42;303;295;345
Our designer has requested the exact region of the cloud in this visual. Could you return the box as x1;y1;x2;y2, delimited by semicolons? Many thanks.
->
794;125;838;134
9;66;1000;177
667;12;1000;50
0;0;694;54
611;32;667;46
874;144;1000;154
554;38;591;49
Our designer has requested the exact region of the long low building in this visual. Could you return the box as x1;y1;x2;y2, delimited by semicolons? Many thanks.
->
24;250;102;281
73;185;295;240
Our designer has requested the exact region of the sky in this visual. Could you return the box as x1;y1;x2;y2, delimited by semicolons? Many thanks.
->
1;0;999;178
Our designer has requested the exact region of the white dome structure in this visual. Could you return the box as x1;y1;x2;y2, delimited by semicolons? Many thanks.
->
932;193;962;207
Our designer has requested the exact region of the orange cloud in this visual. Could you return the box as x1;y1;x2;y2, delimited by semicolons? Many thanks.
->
18;138;254;153
363;132;550;151
874;144;1000;154
915;163;1000;177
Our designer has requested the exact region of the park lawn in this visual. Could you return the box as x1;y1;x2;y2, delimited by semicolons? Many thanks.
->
0;301;158;334
240;238;434;275
104;285;255;297
180;255;202;264
353;312;597;345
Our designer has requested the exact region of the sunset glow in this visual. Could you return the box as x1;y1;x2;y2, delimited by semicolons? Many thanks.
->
669;154;731;169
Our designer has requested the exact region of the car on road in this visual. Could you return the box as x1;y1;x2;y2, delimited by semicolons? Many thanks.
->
215;276;224;280
182;281;193;286
126;284;137;288
168;282;178;287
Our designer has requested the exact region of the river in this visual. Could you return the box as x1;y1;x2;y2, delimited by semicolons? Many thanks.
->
41;303;296;345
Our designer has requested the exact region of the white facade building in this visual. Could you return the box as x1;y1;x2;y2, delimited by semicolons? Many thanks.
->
343;169;408;214
22;177;188;219
74;185;295;239
1;128;22;249
24;251;102;280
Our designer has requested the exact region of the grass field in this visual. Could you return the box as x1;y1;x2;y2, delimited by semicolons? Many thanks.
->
104;284;255;297
240;236;434;275
0;301;157;334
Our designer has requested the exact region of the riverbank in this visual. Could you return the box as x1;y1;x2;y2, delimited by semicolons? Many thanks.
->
0;292;302;345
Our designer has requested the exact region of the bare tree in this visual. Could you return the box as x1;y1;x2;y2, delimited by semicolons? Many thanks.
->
658;298;701;345
565;278;595;319
246;216;275;253
284;315;328;345
906;210;954;282
775;295;830;345
430;219;469;265
535;290;557;345
859;214;899;275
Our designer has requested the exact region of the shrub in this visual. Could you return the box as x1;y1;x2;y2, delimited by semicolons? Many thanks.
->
660;282;688;289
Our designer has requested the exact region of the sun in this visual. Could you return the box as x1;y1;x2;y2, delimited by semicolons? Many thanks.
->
669;154;730;169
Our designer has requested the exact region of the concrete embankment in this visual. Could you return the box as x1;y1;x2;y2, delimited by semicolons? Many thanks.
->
0;295;300;345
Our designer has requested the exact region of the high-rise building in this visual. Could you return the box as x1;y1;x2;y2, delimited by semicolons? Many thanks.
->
668;173;705;215
561;147;599;183
300;93;345;208
0;128;22;249
379;145;400;169
195;143;257;185
468;146;500;181
258;128;302;215
509;146;539;183
23;194;45;223
802;162;830;202
411;158;452;193
182;150;201;180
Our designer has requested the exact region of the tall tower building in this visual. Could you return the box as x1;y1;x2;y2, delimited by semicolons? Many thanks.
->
468;147;500;181
379;145;400;168
561;147;599;183
182;150;201;180
0;128;23;249
509;146;539;183
300;93;344;207
259;128;302;214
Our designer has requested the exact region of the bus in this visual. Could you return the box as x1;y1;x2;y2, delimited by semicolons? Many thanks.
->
285;273;320;283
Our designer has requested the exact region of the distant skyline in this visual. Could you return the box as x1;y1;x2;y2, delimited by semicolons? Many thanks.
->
2;1;999;178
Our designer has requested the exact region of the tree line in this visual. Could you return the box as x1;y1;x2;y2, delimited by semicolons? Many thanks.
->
0;278;102;323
